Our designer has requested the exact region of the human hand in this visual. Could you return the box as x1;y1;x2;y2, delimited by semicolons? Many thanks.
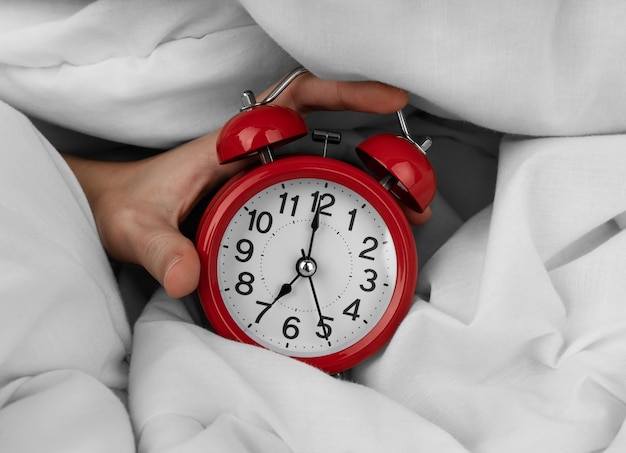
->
64;72;431;298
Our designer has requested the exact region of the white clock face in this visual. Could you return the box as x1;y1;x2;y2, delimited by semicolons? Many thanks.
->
217;178;398;358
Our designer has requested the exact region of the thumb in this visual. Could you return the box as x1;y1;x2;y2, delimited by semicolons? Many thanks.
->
139;226;201;298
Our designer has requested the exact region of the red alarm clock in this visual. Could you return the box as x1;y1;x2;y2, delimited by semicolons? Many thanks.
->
196;68;436;374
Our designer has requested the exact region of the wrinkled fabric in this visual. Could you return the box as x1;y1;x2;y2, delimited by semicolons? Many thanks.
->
0;100;133;452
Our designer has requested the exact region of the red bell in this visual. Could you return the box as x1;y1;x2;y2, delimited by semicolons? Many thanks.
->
356;133;436;213
217;104;307;164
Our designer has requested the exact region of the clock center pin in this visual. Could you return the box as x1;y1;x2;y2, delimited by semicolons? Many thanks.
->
296;256;317;278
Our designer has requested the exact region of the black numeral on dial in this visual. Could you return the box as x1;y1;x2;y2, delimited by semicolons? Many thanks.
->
279;192;300;216
282;316;301;339
255;301;272;323
359;269;378;292
343;299;361;321
310;191;335;216
235;271;255;295
235;239;254;262
359;237;378;261
316;316;334;340
347;208;357;231
247;209;273;233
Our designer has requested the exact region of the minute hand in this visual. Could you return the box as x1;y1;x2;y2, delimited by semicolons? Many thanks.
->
300;248;333;344
307;276;334;344
306;205;320;257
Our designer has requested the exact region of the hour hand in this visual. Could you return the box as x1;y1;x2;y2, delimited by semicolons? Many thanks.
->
255;274;299;324
274;280;294;303
273;274;299;303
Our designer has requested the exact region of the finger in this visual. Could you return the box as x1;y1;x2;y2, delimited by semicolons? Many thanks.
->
162;239;201;299
265;72;409;115
402;205;432;226
156;132;250;208
133;222;201;298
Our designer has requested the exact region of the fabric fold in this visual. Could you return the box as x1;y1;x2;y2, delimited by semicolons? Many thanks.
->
130;291;468;453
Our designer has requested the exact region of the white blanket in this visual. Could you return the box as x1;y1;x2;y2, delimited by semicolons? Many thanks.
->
1;1;626;452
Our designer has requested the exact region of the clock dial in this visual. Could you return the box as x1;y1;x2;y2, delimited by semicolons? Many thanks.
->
198;73;433;372
216;178;398;358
